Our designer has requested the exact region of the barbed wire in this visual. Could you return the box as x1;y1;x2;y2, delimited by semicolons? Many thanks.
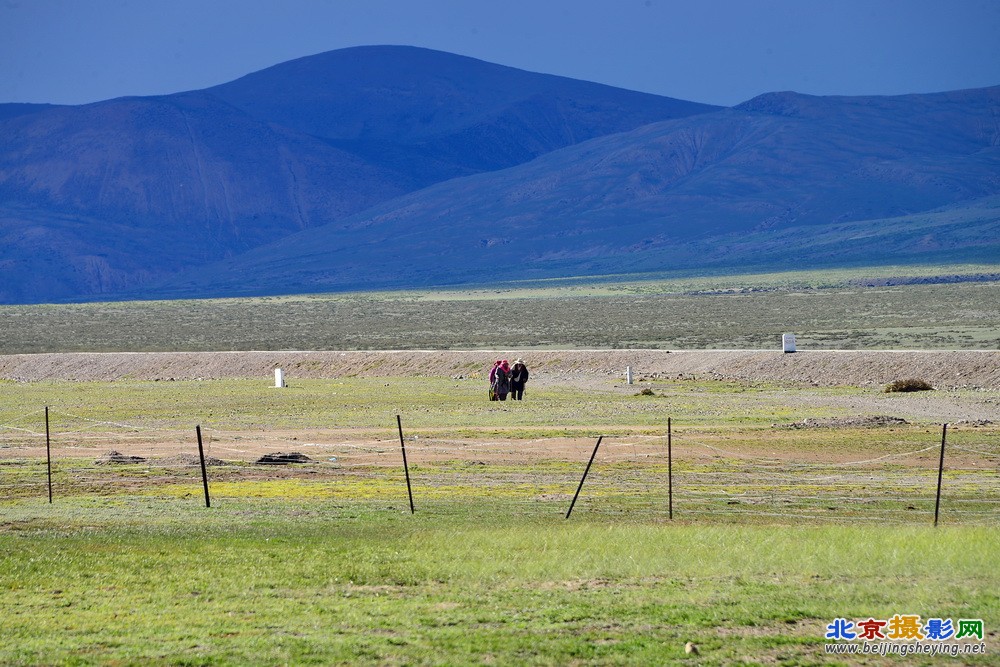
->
672;436;948;468
0;408;49;436
950;444;1000;457
48;410;169;434
4;412;996;523
0;424;45;436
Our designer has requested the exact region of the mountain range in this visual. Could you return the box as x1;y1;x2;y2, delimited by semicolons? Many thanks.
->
1;45;997;304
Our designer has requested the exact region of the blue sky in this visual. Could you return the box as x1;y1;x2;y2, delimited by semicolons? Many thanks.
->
2;0;999;107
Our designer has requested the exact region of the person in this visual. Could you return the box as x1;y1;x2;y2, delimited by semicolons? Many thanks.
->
490;359;511;401
509;358;529;400
488;360;502;400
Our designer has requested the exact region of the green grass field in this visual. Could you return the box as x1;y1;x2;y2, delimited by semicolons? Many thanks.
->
2;371;998;664
1;498;997;666
0;375;886;432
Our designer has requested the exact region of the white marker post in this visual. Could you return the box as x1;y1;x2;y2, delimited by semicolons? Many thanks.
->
782;334;797;353
626;366;633;385
274;368;286;388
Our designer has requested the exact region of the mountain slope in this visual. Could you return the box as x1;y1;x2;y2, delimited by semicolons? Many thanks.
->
0;103;61;122
0;93;411;303
0;46;718;304
206;45;720;184
144;87;1000;297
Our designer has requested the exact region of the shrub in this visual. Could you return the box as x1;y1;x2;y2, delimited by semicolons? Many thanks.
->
884;378;934;393
635;387;656;396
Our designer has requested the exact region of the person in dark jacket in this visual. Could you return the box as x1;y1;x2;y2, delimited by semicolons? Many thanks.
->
509;358;529;400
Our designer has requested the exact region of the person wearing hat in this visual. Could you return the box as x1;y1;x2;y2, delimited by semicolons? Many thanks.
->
509;358;529;401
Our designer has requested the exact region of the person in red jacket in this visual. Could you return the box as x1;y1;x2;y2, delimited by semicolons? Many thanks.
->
494;359;511;400
489;359;511;401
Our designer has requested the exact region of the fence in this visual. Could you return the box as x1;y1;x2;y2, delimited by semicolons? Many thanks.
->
1;407;998;525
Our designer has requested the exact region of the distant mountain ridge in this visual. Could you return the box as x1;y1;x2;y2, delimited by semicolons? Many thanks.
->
0;46;715;304
0;45;998;304
207;46;716;182
147;86;1000;298
0;103;62;122
0;92;414;301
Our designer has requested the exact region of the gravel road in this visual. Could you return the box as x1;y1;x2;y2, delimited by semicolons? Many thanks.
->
1;349;998;389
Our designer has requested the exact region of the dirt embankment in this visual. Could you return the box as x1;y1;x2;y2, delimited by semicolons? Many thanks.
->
1;349;998;389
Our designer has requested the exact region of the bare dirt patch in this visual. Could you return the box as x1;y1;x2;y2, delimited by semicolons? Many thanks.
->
94;450;146;464
783;415;909;429
159;453;227;467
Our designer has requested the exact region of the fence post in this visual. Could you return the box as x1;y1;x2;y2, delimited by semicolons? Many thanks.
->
933;423;947;527
45;406;53;504
566;436;603;519
196;425;211;508
397;415;415;514
668;417;673;520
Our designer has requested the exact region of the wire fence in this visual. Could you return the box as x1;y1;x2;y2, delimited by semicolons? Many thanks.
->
1;408;998;525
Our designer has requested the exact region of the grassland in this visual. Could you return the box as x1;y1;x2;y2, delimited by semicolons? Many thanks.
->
1;374;994;434
1;264;998;664
2;372;998;664
1;264;998;353
1;499;997;666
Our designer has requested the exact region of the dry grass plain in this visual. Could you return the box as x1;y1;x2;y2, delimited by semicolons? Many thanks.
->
1;264;998;354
